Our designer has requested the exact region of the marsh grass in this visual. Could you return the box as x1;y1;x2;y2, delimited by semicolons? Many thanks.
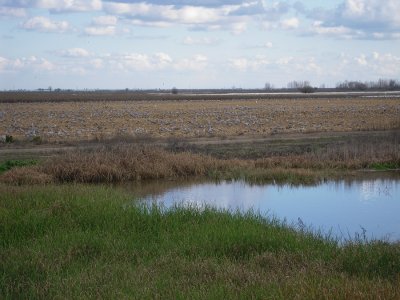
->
0;159;38;174
41;145;244;183
254;133;400;172
0;131;399;186
1;184;399;299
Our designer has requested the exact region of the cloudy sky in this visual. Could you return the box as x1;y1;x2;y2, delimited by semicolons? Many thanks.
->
0;0;399;90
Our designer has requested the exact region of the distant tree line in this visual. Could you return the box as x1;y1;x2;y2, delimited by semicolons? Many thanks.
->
336;79;400;91
262;78;400;93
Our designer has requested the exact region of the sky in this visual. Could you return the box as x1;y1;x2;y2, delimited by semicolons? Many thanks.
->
0;0;399;90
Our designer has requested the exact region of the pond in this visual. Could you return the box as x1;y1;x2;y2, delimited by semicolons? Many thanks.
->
129;172;400;242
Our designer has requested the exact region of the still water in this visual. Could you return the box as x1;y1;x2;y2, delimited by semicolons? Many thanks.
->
133;173;400;242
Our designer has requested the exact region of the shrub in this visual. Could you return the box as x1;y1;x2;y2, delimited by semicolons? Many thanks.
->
299;86;316;93
32;136;42;144
5;135;14;143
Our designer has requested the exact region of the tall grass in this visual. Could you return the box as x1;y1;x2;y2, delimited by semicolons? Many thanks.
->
42;145;246;183
255;133;400;170
0;133;399;185
1;184;399;299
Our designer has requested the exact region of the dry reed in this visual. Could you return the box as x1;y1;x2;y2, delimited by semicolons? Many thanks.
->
255;137;400;170
0;145;247;184
1;134;399;185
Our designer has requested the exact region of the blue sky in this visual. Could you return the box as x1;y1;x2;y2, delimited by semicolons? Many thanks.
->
0;0;399;90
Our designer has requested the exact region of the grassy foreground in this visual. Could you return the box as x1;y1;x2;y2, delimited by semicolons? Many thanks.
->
1;184;399;299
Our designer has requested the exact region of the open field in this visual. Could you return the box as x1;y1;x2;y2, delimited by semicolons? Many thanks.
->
1;184;399;299
1;96;399;142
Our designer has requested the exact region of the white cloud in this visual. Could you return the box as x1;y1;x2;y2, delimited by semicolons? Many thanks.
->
154;52;173;68
241;41;273;50
104;2;237;24
175;54;208;71
280;17;299;30
369;52;400;76
0;0;294;35
330;52;400;78
103;2;236;24
92;15;118;26
103;2;252;33
295;57;322;74
0;56;10;71
228;55;324;77
264;42;273;48
183;36;220;45
355;54;367;66
0;55;54;72
263;17;300;31
98;52;208;72
340;0;400;27
84;26;116;36
60;48;90;58
36;0;102;12
90;58;103;69
128;19;171;28
276;56;294;65
112;52;173;71
309;21;360;39
229;55;269;71
231;21;247;34
0;6;26;17
229;58;248;71
305;0;400;39
21;16;69;33
102;1;245;7
165;5;224;24
103;2;153;15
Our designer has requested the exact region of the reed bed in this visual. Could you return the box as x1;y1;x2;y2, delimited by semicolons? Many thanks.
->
255;134;400;170
0;145;246;184
1;135;399;185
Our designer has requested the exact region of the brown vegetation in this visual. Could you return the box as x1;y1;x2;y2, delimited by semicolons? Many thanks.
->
0;166;53;185
1;131;399;185
43;146;241;183
0;146;244;184
255;132;400;170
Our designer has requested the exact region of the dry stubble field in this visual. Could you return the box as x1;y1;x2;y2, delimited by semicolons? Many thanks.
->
1;97;399;142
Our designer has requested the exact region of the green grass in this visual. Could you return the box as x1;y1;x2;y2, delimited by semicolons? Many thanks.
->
1;184;399;299
369;162;400;170
0;159;38;174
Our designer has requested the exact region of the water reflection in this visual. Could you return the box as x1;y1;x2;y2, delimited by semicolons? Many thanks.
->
125;172;400;242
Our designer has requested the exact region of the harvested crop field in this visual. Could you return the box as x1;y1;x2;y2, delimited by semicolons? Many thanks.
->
1;97;399;142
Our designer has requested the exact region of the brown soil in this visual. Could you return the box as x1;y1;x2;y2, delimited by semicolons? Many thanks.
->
1;98;399;142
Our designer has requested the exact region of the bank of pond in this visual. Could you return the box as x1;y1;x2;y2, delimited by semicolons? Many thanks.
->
130;172;400;243
1;173;400;298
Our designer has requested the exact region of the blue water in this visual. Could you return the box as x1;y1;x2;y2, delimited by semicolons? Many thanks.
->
139;176;400;242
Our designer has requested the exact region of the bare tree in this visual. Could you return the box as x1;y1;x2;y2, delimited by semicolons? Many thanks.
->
336;78;400;91
264;82;273;90
287;80;315;93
